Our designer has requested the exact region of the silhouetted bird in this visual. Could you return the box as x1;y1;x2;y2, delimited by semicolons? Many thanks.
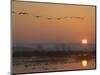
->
47;18;52;20
35;16;41;18
56;18;61;20
18;12;28;15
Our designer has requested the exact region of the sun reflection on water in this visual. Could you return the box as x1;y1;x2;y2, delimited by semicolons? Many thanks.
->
82;60;88;67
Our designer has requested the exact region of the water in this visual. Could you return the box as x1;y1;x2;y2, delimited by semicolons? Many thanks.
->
12;43;96;74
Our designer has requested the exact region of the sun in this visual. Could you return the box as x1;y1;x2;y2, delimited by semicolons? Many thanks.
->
82;39;87;44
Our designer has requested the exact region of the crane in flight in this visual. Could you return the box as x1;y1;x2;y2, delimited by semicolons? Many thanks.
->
56;18;61;20
35;16;41;18
18;12;28;15
47;18;52;20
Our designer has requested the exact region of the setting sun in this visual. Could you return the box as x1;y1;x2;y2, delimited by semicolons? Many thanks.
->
82;39;87;44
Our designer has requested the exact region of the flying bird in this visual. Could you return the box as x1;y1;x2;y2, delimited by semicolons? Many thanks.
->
35;16;41;18
56;18;61;20
47;18;52;20
18;12;28;15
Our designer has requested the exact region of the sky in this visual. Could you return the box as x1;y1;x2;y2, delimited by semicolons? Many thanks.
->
12;1;96;44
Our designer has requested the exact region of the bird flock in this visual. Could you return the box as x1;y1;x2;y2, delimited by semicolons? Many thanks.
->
12;11;84;20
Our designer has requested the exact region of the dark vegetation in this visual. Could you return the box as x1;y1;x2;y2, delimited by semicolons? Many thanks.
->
12;45;96;58
12;44;96;65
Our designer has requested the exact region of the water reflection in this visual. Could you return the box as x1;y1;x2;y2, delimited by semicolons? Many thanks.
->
82;60;88;67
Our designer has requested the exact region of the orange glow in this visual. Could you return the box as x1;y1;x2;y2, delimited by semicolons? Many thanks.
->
12;1;95;43
82;60;88;67
82;39;87;44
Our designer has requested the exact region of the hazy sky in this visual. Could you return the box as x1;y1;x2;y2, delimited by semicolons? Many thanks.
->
12;1;96;44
